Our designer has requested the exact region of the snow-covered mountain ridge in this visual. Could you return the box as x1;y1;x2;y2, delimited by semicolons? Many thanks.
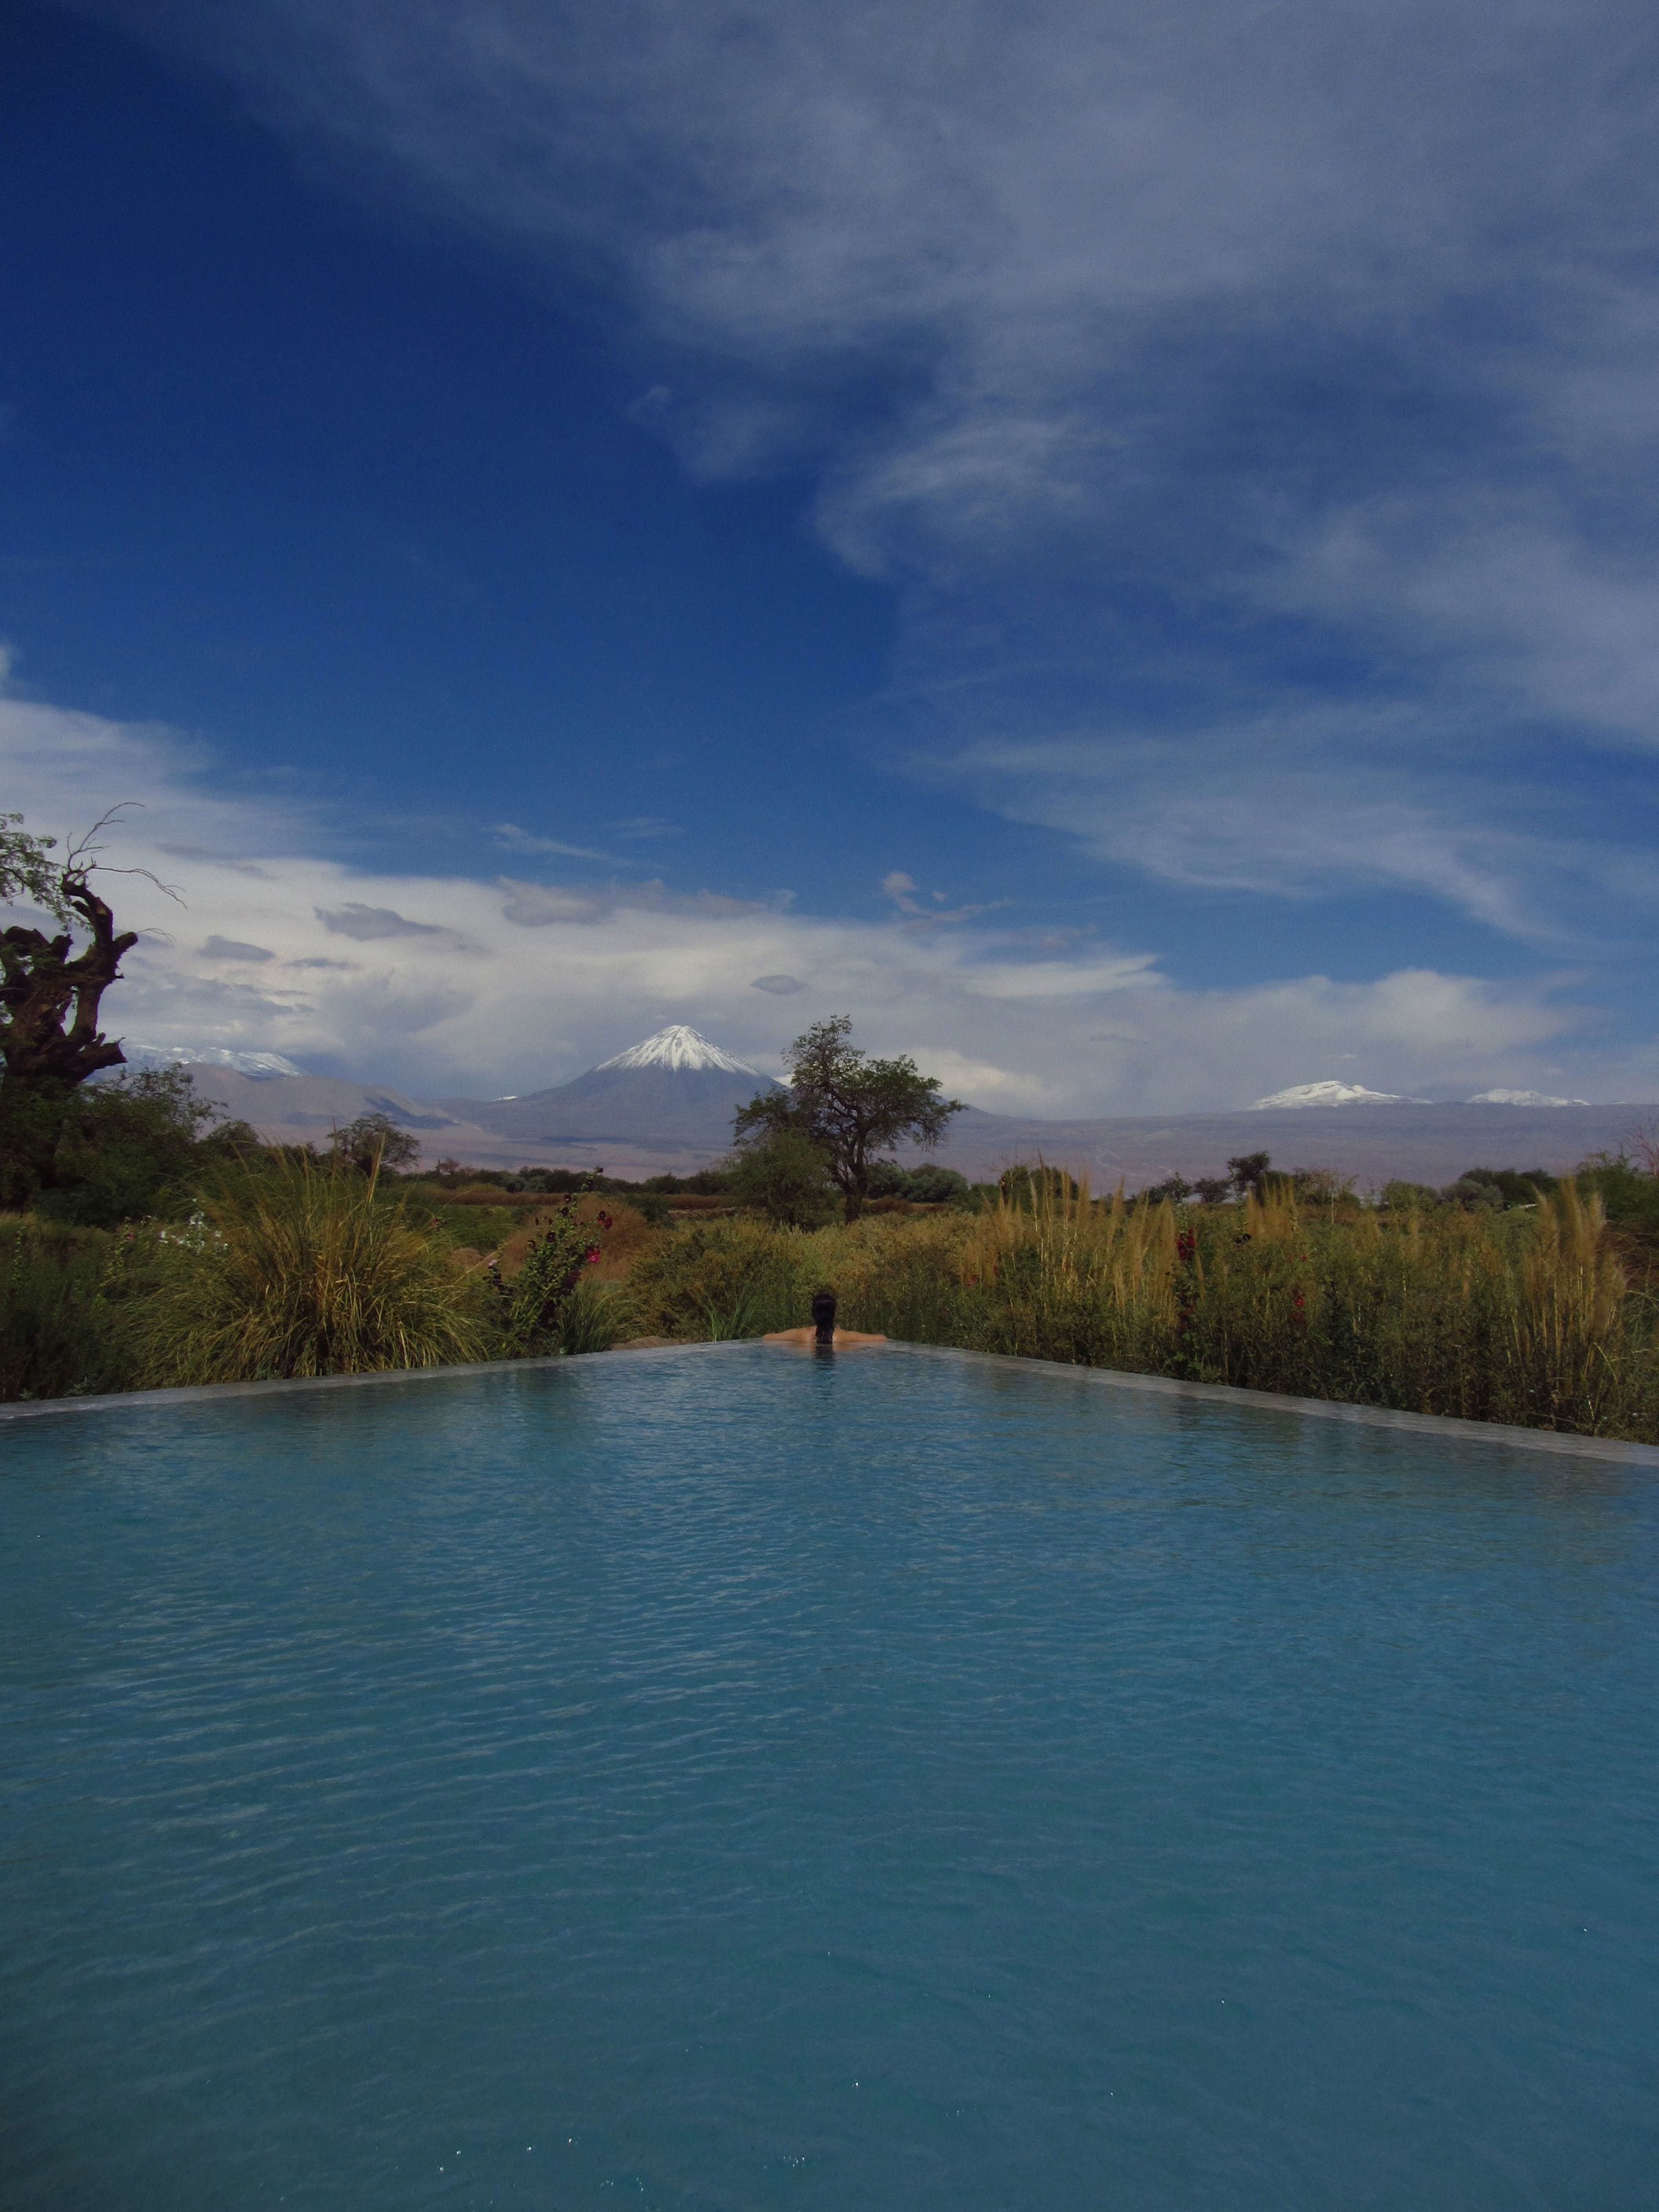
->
1254;1080;1592;1110
1251;1082;1424;1109
1466;1088;1590;1108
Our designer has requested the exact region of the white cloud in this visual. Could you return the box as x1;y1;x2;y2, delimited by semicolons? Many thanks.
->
1;682;1629;1108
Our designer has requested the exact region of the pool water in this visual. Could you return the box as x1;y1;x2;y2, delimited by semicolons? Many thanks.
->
1;1345;1655;2210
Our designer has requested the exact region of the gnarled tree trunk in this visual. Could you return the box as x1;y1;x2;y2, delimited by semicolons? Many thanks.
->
0;879;138;1199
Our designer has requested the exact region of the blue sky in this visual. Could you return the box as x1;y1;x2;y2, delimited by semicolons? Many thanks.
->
3;0;1657;1108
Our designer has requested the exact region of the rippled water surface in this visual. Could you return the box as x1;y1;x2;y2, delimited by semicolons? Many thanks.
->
2;1345;1657;2210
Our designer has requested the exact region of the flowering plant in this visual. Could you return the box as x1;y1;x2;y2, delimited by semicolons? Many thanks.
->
490;1190;607;1355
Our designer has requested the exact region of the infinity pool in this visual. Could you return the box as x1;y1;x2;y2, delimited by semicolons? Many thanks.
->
2;1345;1655;2210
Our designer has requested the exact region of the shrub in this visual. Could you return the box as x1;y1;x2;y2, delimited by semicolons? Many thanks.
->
727;1127;840;1227
489;1196;606;1356
0;1218;148;1399
137;1155;491;1384
628;1218;817;1339
35;1068;258;1228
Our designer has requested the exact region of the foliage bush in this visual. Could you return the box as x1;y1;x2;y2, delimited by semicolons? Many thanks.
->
628;1217;818;1339
726;1126;840;1228
0;1218;148;1399
32;1068;259;1228
136;1155;492;1385
488;1193;608;1357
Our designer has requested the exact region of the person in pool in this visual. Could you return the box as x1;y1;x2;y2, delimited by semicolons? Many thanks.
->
764;1287;887;1349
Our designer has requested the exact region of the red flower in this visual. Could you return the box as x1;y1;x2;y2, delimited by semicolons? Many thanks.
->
584;1246;601;1265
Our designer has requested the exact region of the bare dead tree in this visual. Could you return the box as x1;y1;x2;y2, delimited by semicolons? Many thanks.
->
0;808;175;1197
1621;1113;1659;1177
0;876;139;1093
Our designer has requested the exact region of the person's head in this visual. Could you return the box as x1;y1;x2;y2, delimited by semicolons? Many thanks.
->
810;1286;837;1339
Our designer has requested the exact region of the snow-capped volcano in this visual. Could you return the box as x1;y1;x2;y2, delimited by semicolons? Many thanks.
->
438;1023;780;1149
596;1024;760;1076
1251;1080;1426;1109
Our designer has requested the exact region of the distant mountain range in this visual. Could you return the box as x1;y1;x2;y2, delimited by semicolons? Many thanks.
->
1250;1079;1591;1109
166;1023;1657;1191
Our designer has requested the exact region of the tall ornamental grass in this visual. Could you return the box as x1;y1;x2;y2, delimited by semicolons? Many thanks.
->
138;1156;491;1385
628;1177;1659;1441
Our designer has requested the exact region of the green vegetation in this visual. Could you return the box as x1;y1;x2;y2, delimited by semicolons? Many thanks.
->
628;1173;1659;1442
330;1111;422;1175
33;1067;261;1228
733;1015;963;1219
726;1126;840;1227
135;1155;493;1385
0;1218;151;1400
489;1193;613;1356
9;1106;1659;1437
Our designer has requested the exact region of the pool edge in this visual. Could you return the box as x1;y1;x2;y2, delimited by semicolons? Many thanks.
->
0;1339;747;1425
877;1342;1659;1470
4;1336;1656;1470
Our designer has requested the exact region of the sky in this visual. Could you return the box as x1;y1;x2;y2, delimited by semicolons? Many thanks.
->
3;0;1658;1110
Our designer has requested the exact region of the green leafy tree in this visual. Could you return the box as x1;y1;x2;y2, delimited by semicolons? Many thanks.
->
329;1111;421;1177
727;1126;839;1228
0;815;74;925
867;1159;972;1206
733;1015;963;1221
1226;1151;1273;1199
40;1067;260;1227
1141;1172;1194;1205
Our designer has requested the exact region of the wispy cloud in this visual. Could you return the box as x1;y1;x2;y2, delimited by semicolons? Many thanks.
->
82;0;1659;954
490;822;628;864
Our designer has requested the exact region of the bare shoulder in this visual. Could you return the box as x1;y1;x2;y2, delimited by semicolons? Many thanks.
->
760;1327;888;1348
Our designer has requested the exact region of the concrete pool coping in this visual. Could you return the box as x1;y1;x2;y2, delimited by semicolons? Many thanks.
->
2;1336;1657;1470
